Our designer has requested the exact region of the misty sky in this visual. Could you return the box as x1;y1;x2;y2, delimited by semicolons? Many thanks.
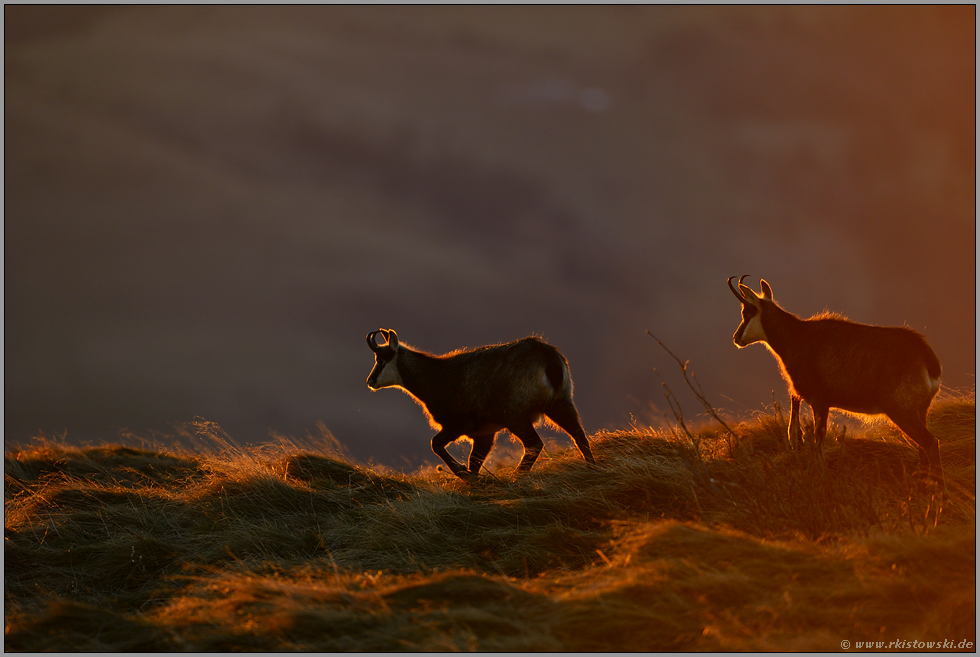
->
5;6;975;468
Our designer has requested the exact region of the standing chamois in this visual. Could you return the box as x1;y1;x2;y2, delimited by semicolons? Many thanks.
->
366;329;595;479
728;276;945;487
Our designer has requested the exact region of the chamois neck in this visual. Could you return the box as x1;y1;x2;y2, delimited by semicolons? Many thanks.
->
396;349;443;398
761;302;804;356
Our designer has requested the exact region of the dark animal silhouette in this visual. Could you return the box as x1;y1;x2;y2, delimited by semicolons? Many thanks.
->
366;329;595;479
728;276;944;487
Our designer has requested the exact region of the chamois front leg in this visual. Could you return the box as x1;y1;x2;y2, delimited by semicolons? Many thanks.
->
467;432;496;476
431;429;472;479
788;395;803;450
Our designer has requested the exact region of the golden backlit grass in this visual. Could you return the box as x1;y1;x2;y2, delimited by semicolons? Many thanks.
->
4;393;975;651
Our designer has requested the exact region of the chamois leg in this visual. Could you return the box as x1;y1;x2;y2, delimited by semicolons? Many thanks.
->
788;395;803;450
888;408;945;490
431;429;470;479
811;403;830;458
507;423;545;473
544;398;596;465
917;447;929;470
467;432;496;476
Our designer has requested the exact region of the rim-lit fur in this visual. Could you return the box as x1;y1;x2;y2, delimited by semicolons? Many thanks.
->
728;276;945;488
366;329;595;479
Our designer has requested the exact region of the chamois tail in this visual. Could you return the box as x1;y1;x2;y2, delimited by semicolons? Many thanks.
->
923;344;942;381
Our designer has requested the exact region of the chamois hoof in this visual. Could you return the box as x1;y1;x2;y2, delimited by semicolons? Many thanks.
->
910;469;936;484
437;465;475;481
911;469;947;491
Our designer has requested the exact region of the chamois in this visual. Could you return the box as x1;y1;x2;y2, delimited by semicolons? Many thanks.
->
366;329;595;479
728;276;945;486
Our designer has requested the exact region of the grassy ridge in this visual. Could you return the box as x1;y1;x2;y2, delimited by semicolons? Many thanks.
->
4;394;975;651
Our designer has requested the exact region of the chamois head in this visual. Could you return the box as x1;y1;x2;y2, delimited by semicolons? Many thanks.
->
366;328;403;390
728;275;774;348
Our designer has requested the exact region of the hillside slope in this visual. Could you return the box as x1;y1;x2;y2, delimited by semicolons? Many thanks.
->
4;393;975;651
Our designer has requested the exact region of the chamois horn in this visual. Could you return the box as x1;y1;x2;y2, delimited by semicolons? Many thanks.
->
728;275;750;302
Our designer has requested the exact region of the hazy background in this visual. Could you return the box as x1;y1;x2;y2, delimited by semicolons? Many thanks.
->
5;6;975;468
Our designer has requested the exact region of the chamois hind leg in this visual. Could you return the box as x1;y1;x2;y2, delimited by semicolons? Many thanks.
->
788;395;803;450
544;398;595;465
507;422;545;473
888;407;945;490
431;429;470;479
467;432;496;476
811;403;830;458
913;445;929;471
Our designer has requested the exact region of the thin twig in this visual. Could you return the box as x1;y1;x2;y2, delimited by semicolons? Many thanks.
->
647;330;744;452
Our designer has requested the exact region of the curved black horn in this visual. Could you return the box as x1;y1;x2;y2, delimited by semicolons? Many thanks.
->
382;329;398;350
367;331;382;352
728;275;747;302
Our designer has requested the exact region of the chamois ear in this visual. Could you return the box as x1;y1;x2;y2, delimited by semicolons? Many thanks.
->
760;279;773;300
385;329;399;350
739;283;761;305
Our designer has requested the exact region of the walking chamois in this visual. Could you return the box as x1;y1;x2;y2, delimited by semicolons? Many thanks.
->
366;329;595;479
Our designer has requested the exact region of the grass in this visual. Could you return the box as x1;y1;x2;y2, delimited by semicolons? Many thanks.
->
4;392;975;651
